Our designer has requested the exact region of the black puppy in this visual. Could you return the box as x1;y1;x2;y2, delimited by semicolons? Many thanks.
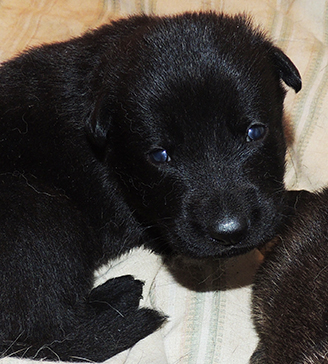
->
251;189;328;364
0;12;300;362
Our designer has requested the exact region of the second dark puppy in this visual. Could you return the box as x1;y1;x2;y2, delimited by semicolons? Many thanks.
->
252;189;328;364
0;12;300;362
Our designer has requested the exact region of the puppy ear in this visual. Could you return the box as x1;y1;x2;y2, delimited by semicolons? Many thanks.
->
270;46;302;93
85;93;112;149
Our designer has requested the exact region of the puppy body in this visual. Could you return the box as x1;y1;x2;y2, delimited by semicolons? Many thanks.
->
251;190;328;364
0;13;301;361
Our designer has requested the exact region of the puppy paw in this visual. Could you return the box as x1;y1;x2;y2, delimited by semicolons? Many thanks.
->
127;307;167;336
40;307;167;362
106;307;167;354
87;275;144;313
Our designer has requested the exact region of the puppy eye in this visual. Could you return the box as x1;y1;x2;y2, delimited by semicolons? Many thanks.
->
149;149;171;164
246;124;267;142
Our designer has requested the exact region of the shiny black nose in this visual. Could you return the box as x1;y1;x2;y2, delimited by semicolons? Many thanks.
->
210;216;248;246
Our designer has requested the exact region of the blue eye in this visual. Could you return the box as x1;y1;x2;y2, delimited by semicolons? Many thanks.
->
149;149;170;164
246;124;267;142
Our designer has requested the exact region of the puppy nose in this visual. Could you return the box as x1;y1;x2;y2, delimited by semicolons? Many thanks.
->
210;216;248;246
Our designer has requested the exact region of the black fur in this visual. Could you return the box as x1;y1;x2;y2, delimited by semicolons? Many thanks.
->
251;189;328;364
0;12;300;362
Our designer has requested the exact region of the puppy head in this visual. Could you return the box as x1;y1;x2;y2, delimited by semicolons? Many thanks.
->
87;13;301;258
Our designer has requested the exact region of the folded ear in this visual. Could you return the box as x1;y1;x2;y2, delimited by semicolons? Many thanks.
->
85;93;113;149
270;46;302;93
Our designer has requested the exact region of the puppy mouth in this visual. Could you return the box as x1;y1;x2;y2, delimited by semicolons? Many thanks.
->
165;233;262;259
207;237;256;257
204;237;258;258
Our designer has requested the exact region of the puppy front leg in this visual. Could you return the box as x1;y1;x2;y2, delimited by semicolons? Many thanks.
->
0;174;165;362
